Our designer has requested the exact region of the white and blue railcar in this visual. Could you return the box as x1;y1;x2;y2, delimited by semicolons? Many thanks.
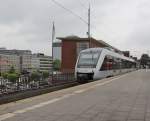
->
75;48;136;82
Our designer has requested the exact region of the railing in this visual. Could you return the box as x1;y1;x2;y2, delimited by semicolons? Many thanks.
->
0;73;75;97
51;73;75;85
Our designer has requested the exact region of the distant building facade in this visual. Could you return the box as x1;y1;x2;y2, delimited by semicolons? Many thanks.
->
0;48;32;73
53;42;61;61
31;53;52;72
0;48;52;74
13;50;32;73
0;54;20;73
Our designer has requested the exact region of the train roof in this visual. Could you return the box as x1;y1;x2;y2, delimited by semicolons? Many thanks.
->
80;48;103;52
80;47;135;62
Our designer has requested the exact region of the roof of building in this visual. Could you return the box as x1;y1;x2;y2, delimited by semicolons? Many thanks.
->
53;42;62;47
57;36;89;41
32;53;52;58
57;36;122;53
0;48;31;55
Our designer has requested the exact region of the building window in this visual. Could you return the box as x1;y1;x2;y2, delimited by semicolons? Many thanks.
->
76;42;89;56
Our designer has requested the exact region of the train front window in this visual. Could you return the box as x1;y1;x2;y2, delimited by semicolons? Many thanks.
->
77;52;100;68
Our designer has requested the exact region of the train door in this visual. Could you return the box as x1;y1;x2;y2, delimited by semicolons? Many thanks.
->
100;55;113;77
112;57;119;76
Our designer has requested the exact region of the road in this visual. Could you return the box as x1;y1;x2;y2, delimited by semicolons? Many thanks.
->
0;69;150;121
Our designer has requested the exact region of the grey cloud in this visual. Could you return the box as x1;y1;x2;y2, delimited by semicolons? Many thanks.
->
0;0;150;57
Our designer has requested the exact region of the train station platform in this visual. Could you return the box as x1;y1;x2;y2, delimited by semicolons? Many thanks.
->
0;69;150;121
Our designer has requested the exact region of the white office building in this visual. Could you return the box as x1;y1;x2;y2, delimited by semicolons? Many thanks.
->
31;53;52;72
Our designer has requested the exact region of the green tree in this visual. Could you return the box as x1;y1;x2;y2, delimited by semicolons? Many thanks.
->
9;66;15;73
53;59;61;71
1;73;8;79
42;71;49;79
7;73;19;83
30;71;41;81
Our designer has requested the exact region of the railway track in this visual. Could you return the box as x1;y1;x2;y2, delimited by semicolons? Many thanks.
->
0;80;79;105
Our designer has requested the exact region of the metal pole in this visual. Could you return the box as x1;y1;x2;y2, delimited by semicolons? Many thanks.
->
51;21;55;81
88;4;91;48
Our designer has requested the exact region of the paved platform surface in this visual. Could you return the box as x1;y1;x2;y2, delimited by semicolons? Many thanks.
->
0;69;150;121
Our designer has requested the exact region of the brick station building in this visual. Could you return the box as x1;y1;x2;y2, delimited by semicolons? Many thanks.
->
54;36;121;73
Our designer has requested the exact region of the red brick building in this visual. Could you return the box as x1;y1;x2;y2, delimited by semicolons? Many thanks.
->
56;36;121;73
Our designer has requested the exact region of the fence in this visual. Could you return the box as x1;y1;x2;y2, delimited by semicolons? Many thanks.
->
0;73;75;97
51;73;75;85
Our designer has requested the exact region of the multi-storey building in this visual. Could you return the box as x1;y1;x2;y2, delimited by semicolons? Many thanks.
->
0;48;32;73
0;54;20;74
31;53;52;72
16;50;32;73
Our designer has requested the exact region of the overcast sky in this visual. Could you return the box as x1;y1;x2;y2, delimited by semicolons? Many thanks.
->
0;0;150;58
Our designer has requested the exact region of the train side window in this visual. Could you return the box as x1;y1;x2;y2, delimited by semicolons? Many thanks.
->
100;56;136;71
107;56;113;70
112;57;121;69
100;55;113;71
100;56;108;71
112;57;118;69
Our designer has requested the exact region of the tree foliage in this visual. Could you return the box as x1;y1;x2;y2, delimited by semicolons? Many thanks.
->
7;73;19;83
1;73;8;79
1;66;19;82
53;59;61;71
42;71;49;79
9;66;15;73
30;71;41;81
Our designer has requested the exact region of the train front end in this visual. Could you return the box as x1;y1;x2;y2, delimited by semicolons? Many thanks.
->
75;49;101;83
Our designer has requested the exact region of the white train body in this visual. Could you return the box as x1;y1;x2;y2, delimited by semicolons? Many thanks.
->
75;48;136;82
